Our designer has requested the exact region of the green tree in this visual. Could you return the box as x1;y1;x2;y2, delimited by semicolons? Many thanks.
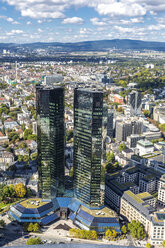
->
105;229;113;239
144;110;150;118
26;187;33;197
121;225;127;234
23;223;29;232
119;143;125;152
23;155;29;163
8;184;16;197
106;152;115;163
26;237;43;245
79;230;86;239
90;230;98;240
128;220;146;240
0;219;6;228
8;132;19;143
112;229;117;238
18;142;27;149
24;129;33;140
159;124;165;132
162;240;165;248
14;183;26;198
30;153;37;161
27;134;37;141
27;223;34;232
33;223;40;232
18;155;24;162
69;167;73;177
146;243;152;248
66;130;73;141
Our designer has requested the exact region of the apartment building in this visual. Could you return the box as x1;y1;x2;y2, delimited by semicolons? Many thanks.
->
120;190;154;233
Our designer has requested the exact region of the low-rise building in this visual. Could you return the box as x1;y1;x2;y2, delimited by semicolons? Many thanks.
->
137;140;154;156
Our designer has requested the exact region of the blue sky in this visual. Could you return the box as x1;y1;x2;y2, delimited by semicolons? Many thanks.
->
0;0;165;43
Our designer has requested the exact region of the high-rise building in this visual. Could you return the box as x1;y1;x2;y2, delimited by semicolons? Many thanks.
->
43;74;63;85
73;88;107;208
107;110;114;138
127;91;141;116
36;85;65;198
116;118;143;142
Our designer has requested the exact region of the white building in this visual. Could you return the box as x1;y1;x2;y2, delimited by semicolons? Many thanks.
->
158;184;165;206
137;140;154;156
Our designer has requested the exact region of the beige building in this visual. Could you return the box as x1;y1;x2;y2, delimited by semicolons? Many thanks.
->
120;190;165;245
120;191;154;233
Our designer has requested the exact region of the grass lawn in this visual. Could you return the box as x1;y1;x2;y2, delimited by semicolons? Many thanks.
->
0;198;22;213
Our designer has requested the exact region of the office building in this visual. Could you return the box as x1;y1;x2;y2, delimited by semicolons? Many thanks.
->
74;88;107;208
36;85;65;198
137;140;154;156
127;91;141;116
116;118;143;142
43;74;63;85
107;110;114;138
127;134;145;148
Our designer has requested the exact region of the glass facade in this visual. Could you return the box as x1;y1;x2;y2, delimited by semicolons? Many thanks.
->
74;88;107;208
36;85;65;198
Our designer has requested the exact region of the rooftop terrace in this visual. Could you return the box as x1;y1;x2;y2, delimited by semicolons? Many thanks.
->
80;205;117;218
20;198;48;209
137;192;153;200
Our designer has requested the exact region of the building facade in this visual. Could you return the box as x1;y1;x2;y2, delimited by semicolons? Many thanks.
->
127;91;141;116
36;85;65;199
74;88;107;208
116;119;143;142
107;110;114;138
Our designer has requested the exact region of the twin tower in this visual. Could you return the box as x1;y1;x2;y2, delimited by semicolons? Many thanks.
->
36;85;107;208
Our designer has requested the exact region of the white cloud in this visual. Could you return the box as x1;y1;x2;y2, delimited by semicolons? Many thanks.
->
95;2;146;17
79;28;91;34
26;21;32;25
0;15;19;24
62;17;84;24
3;0;165;21
37;20;43;24
1;0;147;20
37;28;43;33
90;17;107;26
114;26;133;33
6;29;24;35
148;24;165;31
6;17;13;22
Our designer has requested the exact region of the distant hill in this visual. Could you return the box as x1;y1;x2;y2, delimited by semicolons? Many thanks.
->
0;39;165;52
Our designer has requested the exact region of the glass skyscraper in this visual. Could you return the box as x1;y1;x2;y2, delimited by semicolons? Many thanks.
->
36;85;65;199
74;88;107;208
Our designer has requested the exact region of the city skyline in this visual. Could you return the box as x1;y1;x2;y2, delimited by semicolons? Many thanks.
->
1;1;165;43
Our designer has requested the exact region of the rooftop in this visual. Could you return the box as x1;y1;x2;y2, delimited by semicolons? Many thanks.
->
137;192;153;200
20;198;48;209
80;205;117;218
137;140;153;147
125;191;143;204
154;212;165;223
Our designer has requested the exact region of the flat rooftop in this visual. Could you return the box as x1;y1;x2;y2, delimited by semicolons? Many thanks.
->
137;140;153;147
20;198;48;209
80;205;117;218
137;192;153;200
